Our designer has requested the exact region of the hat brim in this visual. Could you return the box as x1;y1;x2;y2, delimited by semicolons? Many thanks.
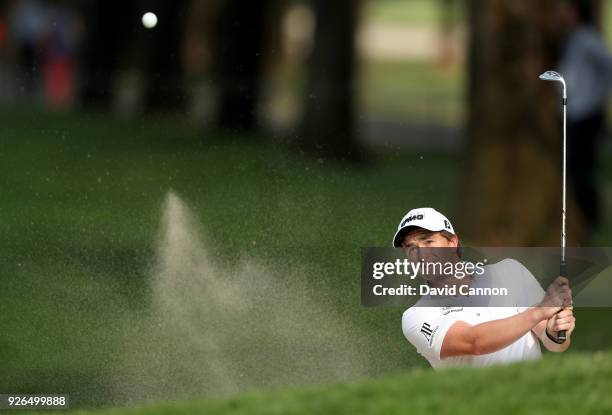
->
392;224;449;247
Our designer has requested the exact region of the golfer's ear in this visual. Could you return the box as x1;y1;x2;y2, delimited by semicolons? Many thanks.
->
450;234;459;247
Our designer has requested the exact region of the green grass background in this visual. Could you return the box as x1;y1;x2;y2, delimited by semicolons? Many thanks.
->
2;108;612;413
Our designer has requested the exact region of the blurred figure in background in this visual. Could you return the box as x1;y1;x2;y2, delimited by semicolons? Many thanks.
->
42;1;81;109
0;5;11;102
558;0;612;233
5;0;81;109
9;0;47;102
437;0;462;67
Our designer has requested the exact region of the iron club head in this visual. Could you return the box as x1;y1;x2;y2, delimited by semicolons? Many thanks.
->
539;70;564;82
539;70;566;98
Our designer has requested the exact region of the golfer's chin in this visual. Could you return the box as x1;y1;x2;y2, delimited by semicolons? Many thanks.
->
421;274;444;286
422;274;465;287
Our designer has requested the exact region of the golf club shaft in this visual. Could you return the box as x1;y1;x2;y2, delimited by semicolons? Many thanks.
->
562;94;567;264
558;92;567;342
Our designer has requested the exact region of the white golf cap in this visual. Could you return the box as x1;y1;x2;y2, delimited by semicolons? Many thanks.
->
392;207;455;247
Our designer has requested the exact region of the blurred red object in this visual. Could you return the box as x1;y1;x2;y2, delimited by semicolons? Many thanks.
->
44;56;73;109
0;19;7;47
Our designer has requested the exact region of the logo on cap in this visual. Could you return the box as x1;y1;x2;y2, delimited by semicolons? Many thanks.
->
401;214;424;227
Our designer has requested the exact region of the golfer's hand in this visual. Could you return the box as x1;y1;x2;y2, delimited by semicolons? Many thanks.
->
547;307;575;338
536;276;572;319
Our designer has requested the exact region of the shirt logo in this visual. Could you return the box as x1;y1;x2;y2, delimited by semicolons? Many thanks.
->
420;322;434;341
441;306;463;315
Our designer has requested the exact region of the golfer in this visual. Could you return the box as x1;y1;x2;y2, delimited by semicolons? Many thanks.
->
395;207;575;369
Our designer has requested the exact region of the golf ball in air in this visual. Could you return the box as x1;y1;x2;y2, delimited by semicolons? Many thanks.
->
142;12;158;29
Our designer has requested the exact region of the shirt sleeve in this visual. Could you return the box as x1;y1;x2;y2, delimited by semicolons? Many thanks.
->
522;263;546;307
402;307;460;362
503;259;545;307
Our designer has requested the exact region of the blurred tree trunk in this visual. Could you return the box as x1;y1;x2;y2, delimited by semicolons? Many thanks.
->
214;0;270;132
458;0;588;245
79;1;139;109
299;0;362;161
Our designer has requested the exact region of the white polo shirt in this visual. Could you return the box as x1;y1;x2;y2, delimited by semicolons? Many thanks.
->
402;259;545;369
